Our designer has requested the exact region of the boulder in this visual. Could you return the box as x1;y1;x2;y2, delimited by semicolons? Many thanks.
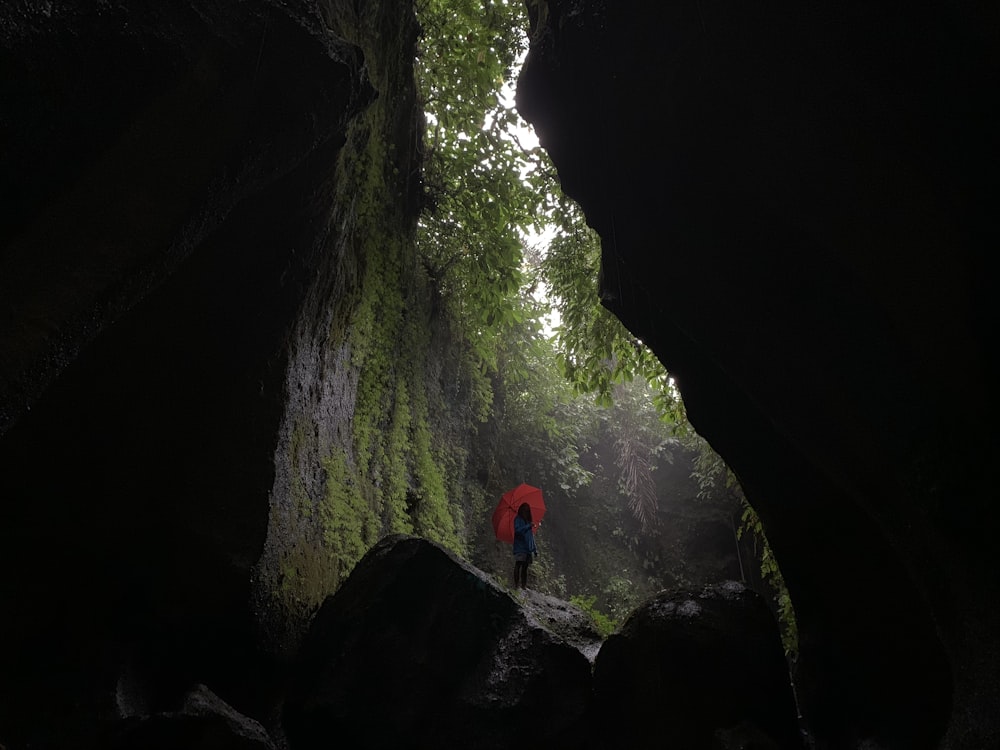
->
283;535;600;750
593;582;802;750
106;684;277;750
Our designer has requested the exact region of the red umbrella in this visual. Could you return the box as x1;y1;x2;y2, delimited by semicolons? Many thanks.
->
492;483;546;544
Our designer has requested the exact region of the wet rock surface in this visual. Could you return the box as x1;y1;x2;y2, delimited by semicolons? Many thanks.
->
283;543;797;750
0;2;375;746
593;582;802;749
106;684;277;750
283;535;600;750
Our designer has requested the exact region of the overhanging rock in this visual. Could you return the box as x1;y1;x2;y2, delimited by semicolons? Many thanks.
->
517;1;997;746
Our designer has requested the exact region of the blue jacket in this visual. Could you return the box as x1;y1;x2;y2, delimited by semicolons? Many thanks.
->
513;516;537;557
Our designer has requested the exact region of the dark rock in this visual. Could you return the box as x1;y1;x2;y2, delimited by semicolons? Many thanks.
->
0;2;384;747
593;582;802;750
107;684;277;750
283;534;599;750
517;1;997;747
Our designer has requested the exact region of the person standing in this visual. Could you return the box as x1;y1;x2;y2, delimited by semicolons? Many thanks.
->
512;502;538;589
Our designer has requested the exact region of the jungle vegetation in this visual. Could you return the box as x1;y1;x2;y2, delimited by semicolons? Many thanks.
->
260;0;795;662
412;0;797;656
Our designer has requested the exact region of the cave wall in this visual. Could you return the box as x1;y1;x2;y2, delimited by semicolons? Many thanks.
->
0;2;494;744
0;2;393;746
517;1;997;748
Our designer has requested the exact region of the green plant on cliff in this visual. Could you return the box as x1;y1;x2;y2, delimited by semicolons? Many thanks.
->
570;594;617;638
276;0;545;606
689;435;799;661
737;499;799;662
263;3;486;621
340;126;465;558
319;450;378;581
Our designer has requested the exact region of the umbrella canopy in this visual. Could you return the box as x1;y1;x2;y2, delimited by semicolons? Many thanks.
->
492;483;546;544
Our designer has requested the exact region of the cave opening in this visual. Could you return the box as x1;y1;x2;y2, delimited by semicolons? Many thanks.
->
2;0;994;748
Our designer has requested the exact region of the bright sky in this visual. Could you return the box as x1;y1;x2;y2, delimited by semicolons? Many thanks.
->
500;65;564;335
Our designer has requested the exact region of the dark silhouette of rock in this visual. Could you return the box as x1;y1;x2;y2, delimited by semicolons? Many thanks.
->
0;2;388;747
593;582;802;749
517;1;997;747
106;684;277;750
280;550;798;750
283;535;600;750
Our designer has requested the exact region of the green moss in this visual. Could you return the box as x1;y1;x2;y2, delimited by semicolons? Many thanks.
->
328;50;471;561
260;0;501;628
409;379;459;550
384;376;415;534
319;450;378;579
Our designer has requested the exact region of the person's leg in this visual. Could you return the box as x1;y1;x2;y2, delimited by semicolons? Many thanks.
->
518;560;528;588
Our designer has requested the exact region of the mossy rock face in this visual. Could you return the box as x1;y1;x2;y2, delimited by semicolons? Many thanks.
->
251;0;484;656
0;1;410;746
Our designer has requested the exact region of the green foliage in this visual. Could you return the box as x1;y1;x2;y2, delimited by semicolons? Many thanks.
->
491;321;599;494
419;0;687;431
738;499;799;661
344;174;467;557
412;0;683;550
602;574;643;623
686;432;741;501
687;429;799;661
413;0;691;533
607;379;679;531
528;191;686;431
410;381;462;548
570;594;618;638
319;451;379;581
415;0;541;374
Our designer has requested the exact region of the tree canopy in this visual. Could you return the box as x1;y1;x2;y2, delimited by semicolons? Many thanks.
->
412;0;796;652
414;0;681;419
